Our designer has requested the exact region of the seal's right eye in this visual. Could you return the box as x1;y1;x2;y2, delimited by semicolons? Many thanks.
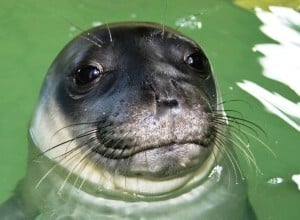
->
185;51;210;79
74;65;102;86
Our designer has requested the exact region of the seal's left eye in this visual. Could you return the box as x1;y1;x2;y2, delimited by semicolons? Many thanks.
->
74;65;102;86
185;52;210;79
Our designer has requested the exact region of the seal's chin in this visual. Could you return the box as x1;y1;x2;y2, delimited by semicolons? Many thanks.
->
109;145;218;196
61;143;218;196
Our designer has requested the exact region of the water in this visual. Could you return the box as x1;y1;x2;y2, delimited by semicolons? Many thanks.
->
0;1;299;219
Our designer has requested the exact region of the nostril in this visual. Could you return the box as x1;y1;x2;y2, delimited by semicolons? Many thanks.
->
143;80;180;109
167;99;179;107
157;99;179;108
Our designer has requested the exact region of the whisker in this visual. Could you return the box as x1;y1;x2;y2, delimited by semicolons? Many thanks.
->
227;115;267;138
222;114;275;158
214;118;252;143
214;113;267;139
42;129;98;157
214;132;241;182
214;109;245;119
64;19;104;45
232;132;261;175
218;130;260;174
212;137;232;187
238;128;276;158
58;141;96;193
216;99;251;107
79;36;102;48
213;107;275;177
106;23;113;42
86;32;104;45
160;0;168;38
69;145;96;193
37;134;97;190
35;163;59;189
51;121;99;137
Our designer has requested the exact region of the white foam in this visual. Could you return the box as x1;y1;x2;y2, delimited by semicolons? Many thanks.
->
292;174;300;191
175;15;202;29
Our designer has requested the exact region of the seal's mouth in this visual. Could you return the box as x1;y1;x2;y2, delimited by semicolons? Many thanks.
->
91;123;216;178
87;105;217;178
93;136;212;159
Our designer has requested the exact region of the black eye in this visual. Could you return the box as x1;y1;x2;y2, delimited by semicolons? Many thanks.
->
185;52;210;78
74;65;102;86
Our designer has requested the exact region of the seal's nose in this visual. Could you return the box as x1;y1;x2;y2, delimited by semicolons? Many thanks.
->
141;77;182;116
157;99;179;108
156;98;179;116
147;78;181;116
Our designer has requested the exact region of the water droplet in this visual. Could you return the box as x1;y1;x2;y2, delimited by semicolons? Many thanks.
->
175;15;202;30
69;26;76;32
267;177;284;185
68;26;77;38
130;13;137;18
92;21;103;27
208;165;223;181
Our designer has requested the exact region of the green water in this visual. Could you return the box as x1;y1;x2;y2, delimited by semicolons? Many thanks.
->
0;0;299;219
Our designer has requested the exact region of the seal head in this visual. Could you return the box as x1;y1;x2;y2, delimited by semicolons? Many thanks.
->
31;22;220;195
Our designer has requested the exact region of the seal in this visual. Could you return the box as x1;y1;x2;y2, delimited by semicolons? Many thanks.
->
0;22;256;219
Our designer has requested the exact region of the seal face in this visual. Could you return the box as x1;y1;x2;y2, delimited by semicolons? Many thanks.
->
29;22;224;197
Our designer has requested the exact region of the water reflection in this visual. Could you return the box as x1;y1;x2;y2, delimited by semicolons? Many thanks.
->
238;6;300;132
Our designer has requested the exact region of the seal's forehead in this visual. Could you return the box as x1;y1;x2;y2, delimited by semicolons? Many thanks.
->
85;22;199;48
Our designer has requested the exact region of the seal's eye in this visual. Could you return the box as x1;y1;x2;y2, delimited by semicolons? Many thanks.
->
74;65;102;86
185;52;210;79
